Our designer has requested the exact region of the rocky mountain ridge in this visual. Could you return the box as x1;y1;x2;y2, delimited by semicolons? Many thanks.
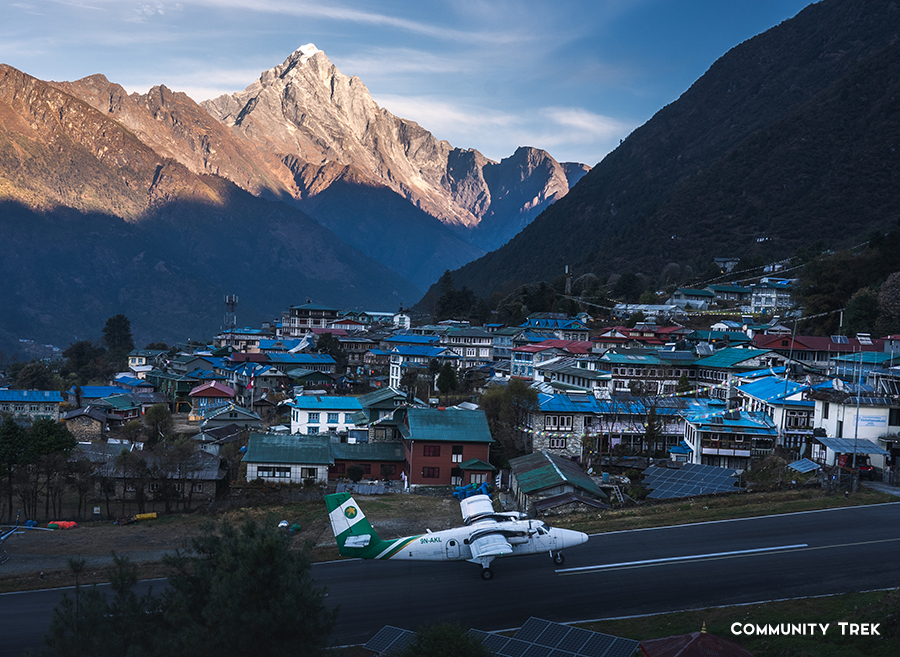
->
202;44;589;252
0;65;420;354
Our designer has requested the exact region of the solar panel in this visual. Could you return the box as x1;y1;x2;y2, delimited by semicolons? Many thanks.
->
363;626;415;655
505;619;639;657
517;618;548;643
502;638;533;657
522;644;554;657
581;633;615;657
535;623;570;647
643;463;742;500
557;628;592;653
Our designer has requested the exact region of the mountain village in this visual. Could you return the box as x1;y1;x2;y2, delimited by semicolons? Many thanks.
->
2;275;899;520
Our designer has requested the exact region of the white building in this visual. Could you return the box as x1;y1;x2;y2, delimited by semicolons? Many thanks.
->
286;395;363;435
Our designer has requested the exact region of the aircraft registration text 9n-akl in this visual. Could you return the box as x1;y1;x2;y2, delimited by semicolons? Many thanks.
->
326;492;588;580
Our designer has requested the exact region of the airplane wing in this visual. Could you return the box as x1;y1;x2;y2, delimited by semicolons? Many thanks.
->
468;532;513;559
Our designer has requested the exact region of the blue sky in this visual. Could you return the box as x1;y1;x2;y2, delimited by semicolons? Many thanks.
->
3;0;813;165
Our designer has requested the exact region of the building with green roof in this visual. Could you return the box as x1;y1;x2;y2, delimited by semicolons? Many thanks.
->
508;451;607;514
404;407;494;487
244;433;334;484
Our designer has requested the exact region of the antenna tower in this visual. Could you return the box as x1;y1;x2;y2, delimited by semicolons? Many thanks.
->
224;295;238;347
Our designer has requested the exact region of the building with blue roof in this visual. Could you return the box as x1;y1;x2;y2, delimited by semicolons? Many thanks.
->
0;389;64;421
683;409;777;471
65;386;125;406
526;390;722;462
264;352;336;374
735;375;814;453
694;347;787;400
388;345;460;389
518;314;590;342
807;381;900;472
384;333;440;347
830;351;897;381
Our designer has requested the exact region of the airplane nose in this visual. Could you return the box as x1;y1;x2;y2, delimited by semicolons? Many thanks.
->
557;528;589;548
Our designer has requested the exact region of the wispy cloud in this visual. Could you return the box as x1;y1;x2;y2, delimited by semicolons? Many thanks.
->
542;107;631;140
335;48;471;78
372;93;632;164
183;0;479;42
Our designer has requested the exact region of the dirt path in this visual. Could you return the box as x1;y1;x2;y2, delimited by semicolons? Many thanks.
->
0;493;465;591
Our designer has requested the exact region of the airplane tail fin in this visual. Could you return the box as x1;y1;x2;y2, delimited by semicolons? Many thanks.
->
325;492;388;558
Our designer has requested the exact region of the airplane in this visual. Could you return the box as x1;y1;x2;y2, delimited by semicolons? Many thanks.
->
325;491;588;580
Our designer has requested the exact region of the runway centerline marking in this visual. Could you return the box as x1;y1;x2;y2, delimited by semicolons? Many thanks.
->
556;543;808;574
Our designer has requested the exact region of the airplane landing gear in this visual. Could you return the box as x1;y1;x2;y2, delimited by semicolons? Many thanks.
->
552;551;565;565
480;568;494;580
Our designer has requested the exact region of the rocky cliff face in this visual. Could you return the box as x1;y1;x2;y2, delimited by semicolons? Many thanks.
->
202;44;587;249
53;75;298;202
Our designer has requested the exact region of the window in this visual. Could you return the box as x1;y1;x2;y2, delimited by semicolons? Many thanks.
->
451;445;463;463
192;483;203;493
544;415;558;430
822;402;829;420
380;464;397;477
301;467;317;479
549;437;567;449
327;413;339;424
344;413;354;423
257;466;291;478
308;412;320;423
125;483;136;492
890;409;900;426
469;473;488;484
149;483;160;492
330;463;346;474
423;445;441;457
308;426;318;434
558;415;573;431
422;467;440;478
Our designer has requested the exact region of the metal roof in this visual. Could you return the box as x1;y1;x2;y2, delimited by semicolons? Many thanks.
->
683;410;777;435
406;407;493;443
458;458;496;471
736;376;807;404
0;389;63;403
286;396;363;411
330;442;405;462
243;433;334;465
266;353;336;364
693;347;772;368
509;451;605;499
814;437;890;455
788;458;820;473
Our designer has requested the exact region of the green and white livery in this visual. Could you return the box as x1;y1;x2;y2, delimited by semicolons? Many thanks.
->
325;492;588;580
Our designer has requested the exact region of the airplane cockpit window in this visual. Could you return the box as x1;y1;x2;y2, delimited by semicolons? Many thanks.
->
537;525;547;535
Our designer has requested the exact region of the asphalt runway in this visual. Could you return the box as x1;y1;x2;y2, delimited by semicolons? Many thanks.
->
2;502;899;655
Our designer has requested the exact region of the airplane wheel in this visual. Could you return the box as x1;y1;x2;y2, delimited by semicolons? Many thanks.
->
481;568;494;581
553;552;565;565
